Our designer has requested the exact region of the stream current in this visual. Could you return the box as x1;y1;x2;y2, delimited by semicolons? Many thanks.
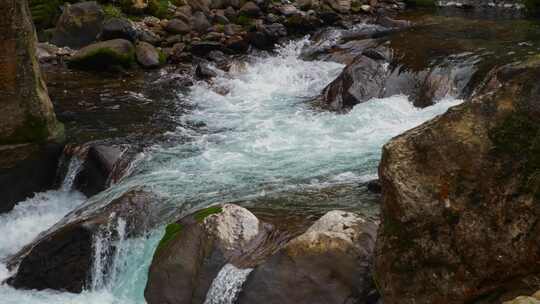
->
0;36;462;303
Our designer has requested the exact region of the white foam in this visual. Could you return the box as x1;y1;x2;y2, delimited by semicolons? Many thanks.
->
204;264;253;304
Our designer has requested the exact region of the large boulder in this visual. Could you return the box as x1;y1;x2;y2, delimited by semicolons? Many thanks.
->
318;45;475;111
100;17;138;42
145;204;266;304
135;41;162;68
375;58;540;303
237;211;378;304
0;0;63;213
6;189;162;292
68;143;140;197
68;39;135;70
51;1;105;49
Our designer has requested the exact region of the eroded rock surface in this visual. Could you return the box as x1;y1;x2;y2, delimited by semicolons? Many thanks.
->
375;58;540;303
145;204;266;304
238;210;378;304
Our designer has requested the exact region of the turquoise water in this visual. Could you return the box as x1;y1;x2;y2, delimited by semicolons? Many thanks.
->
0;38;462;304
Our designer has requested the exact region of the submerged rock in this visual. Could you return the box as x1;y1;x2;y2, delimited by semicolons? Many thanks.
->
375;58;540;303
51;1;105;49
237;210;378;304
7;189;162;292
145;204;266;304
68;39;135;70
318;44;476;111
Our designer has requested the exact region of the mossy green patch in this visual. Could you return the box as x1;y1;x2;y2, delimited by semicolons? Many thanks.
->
69;47;135;70
103;4;124;19
158;50;168;65
156;222;183;252
490;111;540;197
235;15;255;28
194;206;223;222
0;114;59;145
147;0;172;19
29;0;72;29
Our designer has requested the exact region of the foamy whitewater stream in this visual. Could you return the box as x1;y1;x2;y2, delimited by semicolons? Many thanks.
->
0;38;462;304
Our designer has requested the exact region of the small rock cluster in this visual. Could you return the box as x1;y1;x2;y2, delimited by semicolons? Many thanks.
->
146;204;379;304
36;0;404;70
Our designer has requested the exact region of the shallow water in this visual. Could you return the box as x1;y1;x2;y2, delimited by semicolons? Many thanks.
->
0;36;462;303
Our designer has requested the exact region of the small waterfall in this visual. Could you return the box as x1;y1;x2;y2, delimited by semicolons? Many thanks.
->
203;264;253;304
60;156;84;191
89;215;127;291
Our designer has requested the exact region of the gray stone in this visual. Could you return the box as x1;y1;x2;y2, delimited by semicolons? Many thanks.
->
51;1;105;48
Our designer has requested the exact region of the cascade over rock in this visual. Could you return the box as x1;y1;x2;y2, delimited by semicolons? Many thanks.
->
145;204;266;304
0;0;63;213
6;189;162;292
375;57;540;303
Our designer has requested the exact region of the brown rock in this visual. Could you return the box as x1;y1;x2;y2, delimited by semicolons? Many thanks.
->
7;189;162;292
375;58;540;303
237;211;378;304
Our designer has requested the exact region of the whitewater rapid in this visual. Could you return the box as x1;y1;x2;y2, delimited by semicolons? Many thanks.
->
0;38;462;304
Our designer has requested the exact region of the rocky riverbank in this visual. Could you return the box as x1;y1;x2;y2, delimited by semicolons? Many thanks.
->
4;1;540;304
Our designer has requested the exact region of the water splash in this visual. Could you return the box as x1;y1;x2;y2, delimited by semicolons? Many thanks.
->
61;156;84;191
0;37;463;304
89;216;127;291
204;264;253;304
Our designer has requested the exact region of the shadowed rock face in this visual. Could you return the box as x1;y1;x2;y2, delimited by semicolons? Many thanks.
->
375;58;540;303
0;0;63;213
0;0;61;146
6;189;162;292
145;204;268;304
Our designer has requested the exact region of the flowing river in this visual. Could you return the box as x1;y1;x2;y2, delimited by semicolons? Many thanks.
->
0;36;462;303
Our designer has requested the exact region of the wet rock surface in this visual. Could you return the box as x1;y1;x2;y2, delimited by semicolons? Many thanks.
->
238;210;378;304
68;39;136;70
0;0;63;213
6;189;162;292
375;57;540;303
0;143;63;214
145;200;379;304
51;1;105;49
145;204;268;304
312;9;540;112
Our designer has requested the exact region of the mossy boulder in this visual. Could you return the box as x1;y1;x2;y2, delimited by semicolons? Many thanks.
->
145;204;264;304
375;58;540;303
68;39;136;70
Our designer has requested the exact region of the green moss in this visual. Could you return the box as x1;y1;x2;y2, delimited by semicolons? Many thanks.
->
29;0;72;29
156;222;183;252
0;114;54;145
103;4;124;19
158;50;168;65
490;111;540;197
147;0;172;18
69;47;135;70
194;206;223;222
235;15;255;28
